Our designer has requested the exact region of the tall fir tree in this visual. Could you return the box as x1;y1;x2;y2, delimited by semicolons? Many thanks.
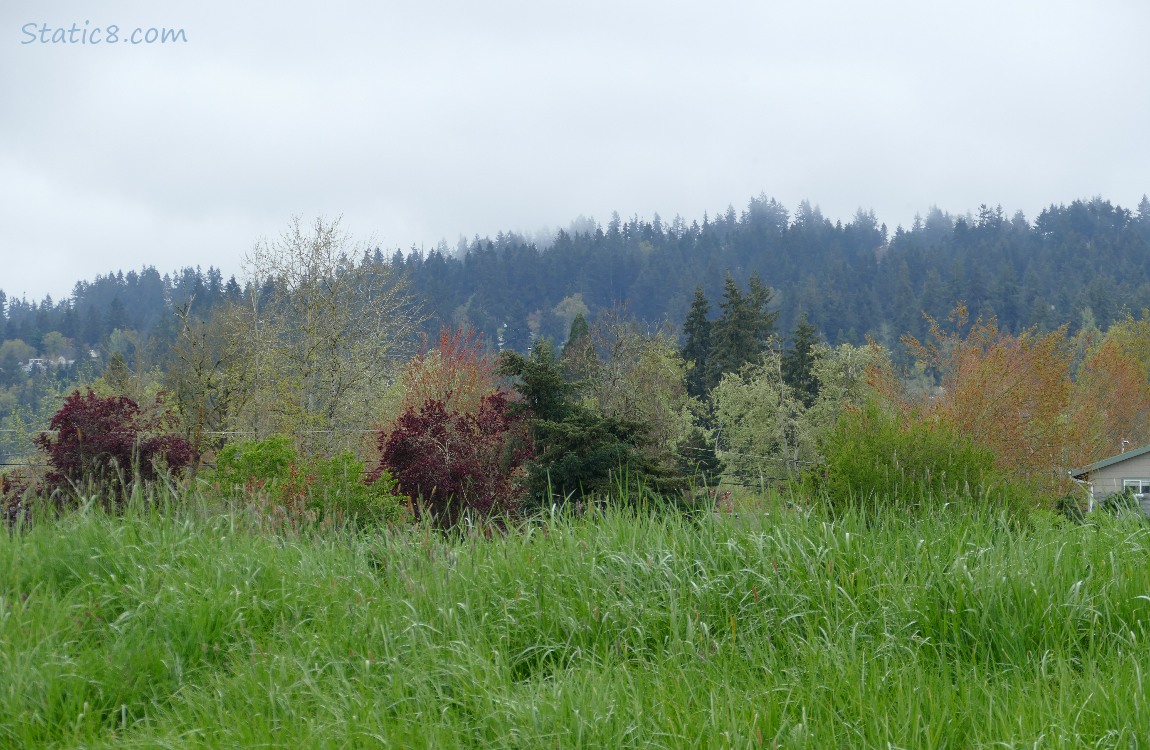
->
781;313;821;408
562;312;590;358
747;272;779;349
1137;195;1150;241
705;274;777;390
680;286;712;400
706;276;752;388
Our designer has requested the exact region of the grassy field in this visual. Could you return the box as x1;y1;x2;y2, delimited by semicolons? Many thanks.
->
3;494;1150;748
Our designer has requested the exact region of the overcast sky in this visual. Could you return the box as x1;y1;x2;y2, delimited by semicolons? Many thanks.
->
2;1;1148;302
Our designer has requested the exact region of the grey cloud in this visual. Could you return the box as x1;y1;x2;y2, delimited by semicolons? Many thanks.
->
2;0;1148;300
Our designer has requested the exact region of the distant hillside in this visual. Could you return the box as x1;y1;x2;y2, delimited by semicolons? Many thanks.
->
398;195;1150;352
2;194;1149;359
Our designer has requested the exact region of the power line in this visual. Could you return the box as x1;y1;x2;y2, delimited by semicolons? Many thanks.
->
678;444;818;465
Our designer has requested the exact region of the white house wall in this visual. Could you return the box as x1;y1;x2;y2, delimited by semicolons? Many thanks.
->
1090;452;1150;498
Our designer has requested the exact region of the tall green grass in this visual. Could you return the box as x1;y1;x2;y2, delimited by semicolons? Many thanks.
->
2;492;1150;748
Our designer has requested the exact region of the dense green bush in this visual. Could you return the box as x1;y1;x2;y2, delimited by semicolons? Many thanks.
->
214;434;297;490
310;451;405;527
674;426;725;486
811;399;1037;516
211;435;404;527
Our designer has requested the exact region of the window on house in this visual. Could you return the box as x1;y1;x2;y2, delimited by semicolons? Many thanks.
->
1123;479;1150;497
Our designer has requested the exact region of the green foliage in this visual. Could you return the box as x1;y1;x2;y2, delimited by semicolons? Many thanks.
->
781;313;821;407
497;341;569;423
214;434;297;489
680;286;712;400
713;349;811;478
572;310;694;459
5;195;1150;415
711;341;892;482
812;399;1036;516
165;302;251;457
528;409;683;502
805;341;890;428
674;425;725;485
0;380;66;464
212;435;403;527
0;339;35;387
704;273;777;392
498;341;686;505
561;312;589;357
221;217;419;456
311;451;405;528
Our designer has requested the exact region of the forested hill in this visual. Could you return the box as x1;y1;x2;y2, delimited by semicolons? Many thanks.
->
2;195;1150;359
0;266;242;358
401;195;1150;351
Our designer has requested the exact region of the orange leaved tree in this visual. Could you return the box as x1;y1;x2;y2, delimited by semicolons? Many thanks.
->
395;326;500;418
1070;332;1150;462
903;306;1080;493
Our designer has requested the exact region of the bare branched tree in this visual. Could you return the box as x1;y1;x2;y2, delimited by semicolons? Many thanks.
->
230;216;420;455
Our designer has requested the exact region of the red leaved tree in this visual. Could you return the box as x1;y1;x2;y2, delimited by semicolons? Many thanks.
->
35;389;194;499
370;391;532;528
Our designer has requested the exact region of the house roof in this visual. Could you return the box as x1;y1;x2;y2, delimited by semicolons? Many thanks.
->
1070;443;1150;478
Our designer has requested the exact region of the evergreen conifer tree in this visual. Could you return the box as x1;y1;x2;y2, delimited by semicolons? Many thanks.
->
706;276;751;389
680;287;712;400
705;274;777;390
781;313;821;408
497;340;685;504
1137;195;1150;240
562;312;590;358
747;272;779;349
